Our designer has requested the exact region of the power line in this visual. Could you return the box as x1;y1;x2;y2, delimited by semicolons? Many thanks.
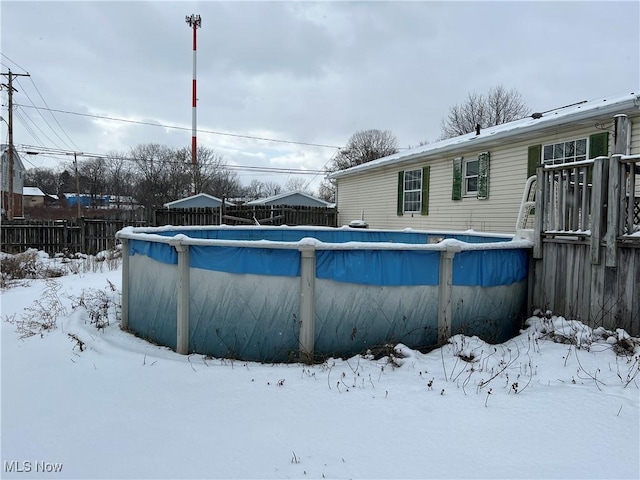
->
15;103;343;150
0;53;29;74
1;54;81;151
14;109;45;146
24;78;82;151
15;79;71;150
15;144;329;175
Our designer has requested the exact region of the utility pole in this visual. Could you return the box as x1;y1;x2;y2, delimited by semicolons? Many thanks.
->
65;151;83;218
185;13;201;194
1;69;30;220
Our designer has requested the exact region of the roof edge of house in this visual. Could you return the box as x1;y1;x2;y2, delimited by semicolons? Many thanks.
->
329;93;640;179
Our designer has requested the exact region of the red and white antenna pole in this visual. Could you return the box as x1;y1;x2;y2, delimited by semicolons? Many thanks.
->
185;14;201;172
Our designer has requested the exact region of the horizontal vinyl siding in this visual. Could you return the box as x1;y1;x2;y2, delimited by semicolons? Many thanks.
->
336;118;640;233
629;114;640;154
336;170;399;227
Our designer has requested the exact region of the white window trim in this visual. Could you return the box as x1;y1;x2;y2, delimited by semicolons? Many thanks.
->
403;169;422;213
463;158;478;197
542;137;588;166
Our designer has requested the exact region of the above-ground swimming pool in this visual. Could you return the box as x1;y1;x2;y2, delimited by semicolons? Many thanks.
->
116;226;532;362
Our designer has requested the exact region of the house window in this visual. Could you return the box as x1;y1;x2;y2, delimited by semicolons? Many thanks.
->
452;153;489;200
463;158;478;195
542;138;587;166
403;169;422;213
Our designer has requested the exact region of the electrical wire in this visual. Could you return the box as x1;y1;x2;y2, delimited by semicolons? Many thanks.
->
15;78;75;150
14;109;45;146
0;53;29;74
24;78;82;151
16;144;329;175
16;105;66;148
15;103;343;150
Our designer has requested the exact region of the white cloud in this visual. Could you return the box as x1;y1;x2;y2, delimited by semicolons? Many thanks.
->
2;0;638;192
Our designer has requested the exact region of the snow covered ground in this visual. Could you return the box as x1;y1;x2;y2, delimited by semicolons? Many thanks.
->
1;251;639;479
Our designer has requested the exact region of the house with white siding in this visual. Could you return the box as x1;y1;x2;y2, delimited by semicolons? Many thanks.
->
329;93;640;233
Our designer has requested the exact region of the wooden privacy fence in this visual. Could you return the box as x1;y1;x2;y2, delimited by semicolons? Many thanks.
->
1;206;338;255
154;205;338;228
531;114;640;335
0;218;146;256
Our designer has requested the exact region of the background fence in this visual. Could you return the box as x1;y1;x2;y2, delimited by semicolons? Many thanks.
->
1;205;337;255
154;205;337;228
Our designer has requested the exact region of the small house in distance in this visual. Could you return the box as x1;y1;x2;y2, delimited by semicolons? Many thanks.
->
23;186;57;208
163;193;235;209
246;191;332;208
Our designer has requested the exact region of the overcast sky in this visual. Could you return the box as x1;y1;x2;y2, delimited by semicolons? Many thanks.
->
2;1;639;193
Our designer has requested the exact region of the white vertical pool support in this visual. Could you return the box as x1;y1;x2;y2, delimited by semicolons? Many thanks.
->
172;240;191;355
120;238;129;330
438;243;461;343
298;246;316;363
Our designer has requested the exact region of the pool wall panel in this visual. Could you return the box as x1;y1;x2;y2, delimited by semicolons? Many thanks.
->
188;269;300;361
127;255;178;350
314;280;440;356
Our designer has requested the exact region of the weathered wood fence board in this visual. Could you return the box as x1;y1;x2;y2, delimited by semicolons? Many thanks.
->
2;206;338;255
154;205;337;228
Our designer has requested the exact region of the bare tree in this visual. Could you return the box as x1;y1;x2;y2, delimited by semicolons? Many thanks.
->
317;179;335;203
175;145;242;199
440;85;529;139
261;181;282;197
243;179;264;200
78;157;108;207
104;151;134;208
284;176;311;194
331;129;399;171
23;167;61;195
319;129;399;202
130;143;178;210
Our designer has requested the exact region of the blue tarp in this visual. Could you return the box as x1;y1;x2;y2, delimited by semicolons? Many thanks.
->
130;239;177;264
316;249;440;286
453;249;528;287
190;245;300;277
130;241;527;287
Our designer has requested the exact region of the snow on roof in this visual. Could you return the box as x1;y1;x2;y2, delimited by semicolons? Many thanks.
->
246;191;332;206
23;186;46;197
163;193;235;208
330;92;640;179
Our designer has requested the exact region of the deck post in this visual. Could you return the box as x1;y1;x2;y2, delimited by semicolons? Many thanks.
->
590;157;606;264
605;115;631;267
171;240;190;355
298;246;316;363
533;166;545;259
438;243;461;343
120;238;129;330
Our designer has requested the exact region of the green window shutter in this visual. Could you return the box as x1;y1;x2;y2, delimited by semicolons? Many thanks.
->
397;171;404;216
420;166;430;215
477;152;490;200
452;157;462;201
527;144;541;178
589;132;609;158
588;132;608;184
